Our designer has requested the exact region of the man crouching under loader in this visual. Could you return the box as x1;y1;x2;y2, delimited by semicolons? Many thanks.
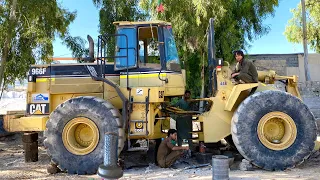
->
157;129;189;168
231;50;258;84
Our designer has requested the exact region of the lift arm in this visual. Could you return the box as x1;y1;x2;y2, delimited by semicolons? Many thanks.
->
258;70;301;100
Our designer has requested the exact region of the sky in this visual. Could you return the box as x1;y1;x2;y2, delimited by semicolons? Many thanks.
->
52;0;314;58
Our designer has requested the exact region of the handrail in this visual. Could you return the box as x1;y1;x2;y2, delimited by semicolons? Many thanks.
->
98;33;131;90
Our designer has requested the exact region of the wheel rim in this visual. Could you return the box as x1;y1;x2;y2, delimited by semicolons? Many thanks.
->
62;117;99;155
257;111;297;151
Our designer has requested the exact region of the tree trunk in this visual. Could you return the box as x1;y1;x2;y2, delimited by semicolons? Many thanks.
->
301;0;311;81
0;0;18;92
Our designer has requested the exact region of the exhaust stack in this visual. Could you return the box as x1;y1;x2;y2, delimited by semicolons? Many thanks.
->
87;35;94;60
83;35;95;62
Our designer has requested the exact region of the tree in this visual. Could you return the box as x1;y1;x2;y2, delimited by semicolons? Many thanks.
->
92;0;147;58
284;0;320;53
63;35;90;62
0;0;76;88
140;0;279;96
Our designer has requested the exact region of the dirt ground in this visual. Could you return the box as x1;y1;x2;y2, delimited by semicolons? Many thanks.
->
1;134;320;180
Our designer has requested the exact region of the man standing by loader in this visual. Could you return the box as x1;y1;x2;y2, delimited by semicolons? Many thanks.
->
174;90;193;149
231;50;258;84
157;129;189;168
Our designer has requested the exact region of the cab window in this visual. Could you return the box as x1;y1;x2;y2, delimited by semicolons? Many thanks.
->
138;26;160;66
115;27;137;70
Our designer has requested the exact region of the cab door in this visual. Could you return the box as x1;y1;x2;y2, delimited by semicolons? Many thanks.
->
115;27;138;71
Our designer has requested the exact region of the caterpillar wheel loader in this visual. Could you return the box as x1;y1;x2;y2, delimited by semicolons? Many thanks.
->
3;18;317;174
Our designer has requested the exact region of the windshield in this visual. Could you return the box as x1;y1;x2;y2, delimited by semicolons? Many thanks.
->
164;26;180;71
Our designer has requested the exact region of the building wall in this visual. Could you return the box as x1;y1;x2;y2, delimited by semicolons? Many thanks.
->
247;53;320;82
298;81;320;119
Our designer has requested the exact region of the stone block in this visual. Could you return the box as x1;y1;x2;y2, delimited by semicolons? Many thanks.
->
312;81;320;88
306;82;312;88
239;159;253;171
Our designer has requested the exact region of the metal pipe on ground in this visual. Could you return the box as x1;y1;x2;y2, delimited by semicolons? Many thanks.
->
97;132;123;179
212;155;229;180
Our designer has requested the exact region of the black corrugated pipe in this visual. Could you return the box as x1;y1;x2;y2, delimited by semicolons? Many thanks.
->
97;132;123;179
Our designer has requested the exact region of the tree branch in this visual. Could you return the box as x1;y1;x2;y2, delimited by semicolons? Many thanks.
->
0;0;17;90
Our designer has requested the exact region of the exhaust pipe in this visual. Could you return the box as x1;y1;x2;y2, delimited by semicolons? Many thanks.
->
83;35;95;62
87;35;94;60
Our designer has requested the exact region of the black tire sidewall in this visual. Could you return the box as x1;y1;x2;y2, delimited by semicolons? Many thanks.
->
232;90;317;170
45;96;119;174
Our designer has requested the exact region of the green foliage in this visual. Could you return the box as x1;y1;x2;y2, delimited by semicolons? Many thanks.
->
93;0;147;57
140;0;278;61
284;0;320;52
0;0;76;85
63;35;90;62
140;0;279;96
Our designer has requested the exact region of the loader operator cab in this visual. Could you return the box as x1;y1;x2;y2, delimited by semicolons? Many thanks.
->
98;21;181;73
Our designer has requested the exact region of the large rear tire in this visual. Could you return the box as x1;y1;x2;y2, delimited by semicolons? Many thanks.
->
231;90;317;171
44;96;125;175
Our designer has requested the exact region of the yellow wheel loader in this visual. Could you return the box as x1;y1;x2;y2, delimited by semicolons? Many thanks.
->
3;18;317;174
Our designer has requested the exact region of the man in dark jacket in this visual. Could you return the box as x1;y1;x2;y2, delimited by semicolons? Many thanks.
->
174;90;193;149
231;50;258;83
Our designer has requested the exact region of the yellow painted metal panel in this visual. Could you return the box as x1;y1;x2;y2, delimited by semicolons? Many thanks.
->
120;73;166;79
104;83;122;110
120;87;165;103
201;98;233;143
165;87;185;96
36;78;55;82
50;83;103;94
197;132;204;141
129;103;167;139
51;93;103;113
224;83;259;111
27;82;36;92
314;137;320;151
129;104;148;137
164;73;185;96
120;74;165;87
4;115;49;132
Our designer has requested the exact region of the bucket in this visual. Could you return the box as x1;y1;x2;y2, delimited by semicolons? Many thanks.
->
212;155;229;180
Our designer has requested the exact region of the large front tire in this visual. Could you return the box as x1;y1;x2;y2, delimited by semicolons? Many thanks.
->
231;90;317;171
44;96;125;175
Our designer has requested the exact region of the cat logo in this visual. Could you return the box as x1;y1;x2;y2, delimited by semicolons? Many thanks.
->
27;103;49;115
